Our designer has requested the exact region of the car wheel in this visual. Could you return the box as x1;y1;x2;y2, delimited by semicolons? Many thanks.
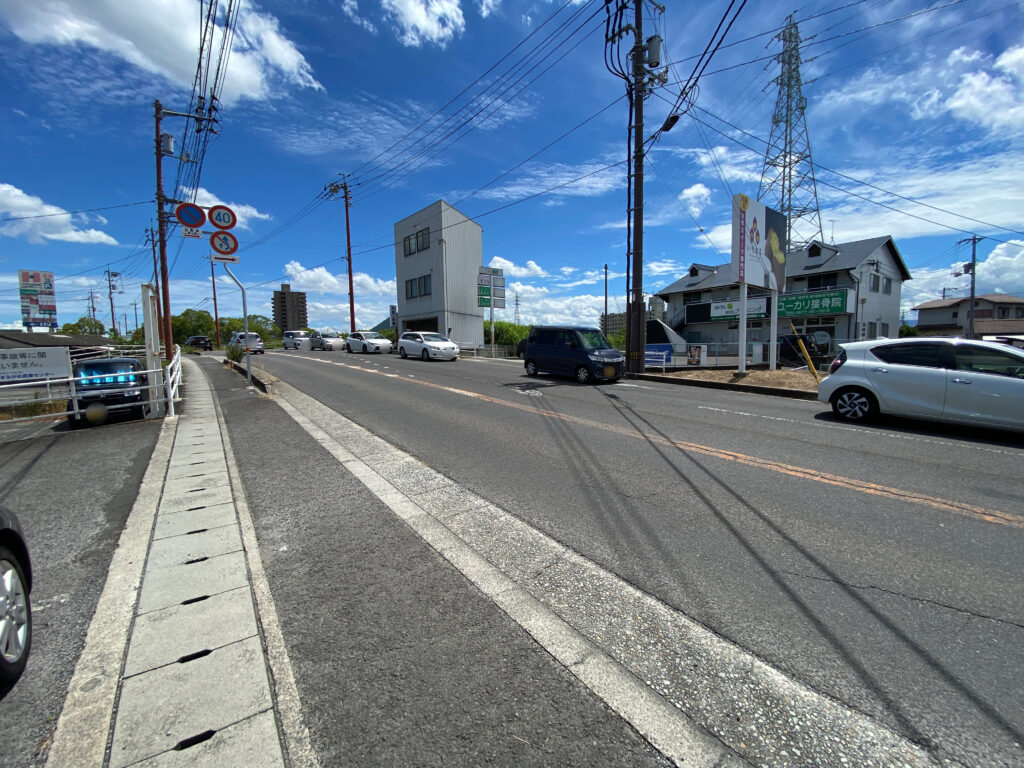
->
525;360;538;377
518;351;525;359
346;344;353;353
131;405;146;420
399;347;407;359
421;349;430;361
575;366;592;384
363;343;370;353
0;545;31;687
831;388;877;422
67;413;84;430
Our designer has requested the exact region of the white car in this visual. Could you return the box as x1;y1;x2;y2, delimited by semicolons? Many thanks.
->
311;331;344;351
282;330;311;350
229;332;265;354
398;332;460;361
817;337;1024;431
346;331;392;354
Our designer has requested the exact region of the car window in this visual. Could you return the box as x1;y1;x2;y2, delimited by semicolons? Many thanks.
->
954;345;1024;378
871;342;947;368
578;329;612;350
422;333;446;342
364;332;383;339
556;330;576;347
531;328;555;345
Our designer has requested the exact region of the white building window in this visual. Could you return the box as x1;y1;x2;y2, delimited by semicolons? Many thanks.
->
883;277;892;295
869;274;880;292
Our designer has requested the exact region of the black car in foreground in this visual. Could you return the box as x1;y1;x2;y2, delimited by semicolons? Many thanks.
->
185;335;213;350
67;357;148;429
0;506;32;691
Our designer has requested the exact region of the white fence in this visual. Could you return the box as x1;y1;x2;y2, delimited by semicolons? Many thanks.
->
0;345;181;426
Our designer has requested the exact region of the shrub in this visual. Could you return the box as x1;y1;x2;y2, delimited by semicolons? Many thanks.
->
225;343;244;363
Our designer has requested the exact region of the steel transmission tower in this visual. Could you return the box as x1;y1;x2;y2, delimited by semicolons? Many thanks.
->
758;15;823;250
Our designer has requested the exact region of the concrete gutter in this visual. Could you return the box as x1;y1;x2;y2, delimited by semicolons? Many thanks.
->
222;359;275;394
635;372;818;401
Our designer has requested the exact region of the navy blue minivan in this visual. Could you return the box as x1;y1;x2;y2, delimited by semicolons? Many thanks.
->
524;326;624;384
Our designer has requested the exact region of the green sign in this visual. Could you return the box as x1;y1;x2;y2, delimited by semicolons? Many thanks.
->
478;286;491;297
478;297;491;307
779;290;847;317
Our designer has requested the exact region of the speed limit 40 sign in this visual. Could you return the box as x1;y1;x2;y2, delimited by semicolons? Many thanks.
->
208;205;237;230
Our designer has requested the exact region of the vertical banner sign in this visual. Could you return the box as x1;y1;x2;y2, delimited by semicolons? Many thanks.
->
731;194;787;290
19;270;58;329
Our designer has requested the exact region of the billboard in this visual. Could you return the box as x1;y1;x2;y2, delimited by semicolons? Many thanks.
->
19;270;58;329
731;195;787;290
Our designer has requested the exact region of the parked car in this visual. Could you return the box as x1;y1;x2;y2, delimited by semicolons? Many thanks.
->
516;338;527;359
346;331;392;354
282;330;311;350
818;337;1024;430
185;335;212;351
398;332;460;361
524;325;624;384
0;505;32;689
67;357;147;428
230;332;265;354
311;331;344;351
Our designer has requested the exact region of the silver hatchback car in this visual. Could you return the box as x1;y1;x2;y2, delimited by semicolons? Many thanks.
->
818;337;1024;430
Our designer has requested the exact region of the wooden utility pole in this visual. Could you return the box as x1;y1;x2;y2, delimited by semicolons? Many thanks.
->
154;100;174;360
627;0;645;375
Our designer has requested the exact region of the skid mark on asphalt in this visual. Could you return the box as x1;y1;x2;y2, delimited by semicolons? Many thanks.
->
285;357;1024;530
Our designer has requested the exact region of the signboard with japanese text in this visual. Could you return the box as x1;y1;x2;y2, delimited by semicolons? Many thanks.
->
711;297;767;319
778;289;849;317
0;346;71;384
19;269;58;329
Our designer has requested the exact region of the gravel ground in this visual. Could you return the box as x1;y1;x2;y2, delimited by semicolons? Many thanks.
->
660;368;821;392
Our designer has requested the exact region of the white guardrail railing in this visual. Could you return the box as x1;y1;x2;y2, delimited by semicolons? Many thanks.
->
0;345;181;426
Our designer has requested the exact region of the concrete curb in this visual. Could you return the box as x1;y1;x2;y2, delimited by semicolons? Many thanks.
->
223;359;276;394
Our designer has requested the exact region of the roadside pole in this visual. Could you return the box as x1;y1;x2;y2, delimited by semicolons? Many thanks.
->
222;262;251;389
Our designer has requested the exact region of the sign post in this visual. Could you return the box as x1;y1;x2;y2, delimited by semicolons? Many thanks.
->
478;267;505;357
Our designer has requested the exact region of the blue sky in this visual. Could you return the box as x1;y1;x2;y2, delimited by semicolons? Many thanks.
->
2;0;1023;335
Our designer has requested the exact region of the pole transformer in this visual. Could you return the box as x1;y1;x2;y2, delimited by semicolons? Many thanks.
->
758;15;823;250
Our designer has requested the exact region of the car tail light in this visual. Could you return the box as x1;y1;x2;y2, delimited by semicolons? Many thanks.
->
827;351;847;375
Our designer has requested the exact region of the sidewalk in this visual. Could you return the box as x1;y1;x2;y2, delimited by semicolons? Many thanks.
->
46;358;302;768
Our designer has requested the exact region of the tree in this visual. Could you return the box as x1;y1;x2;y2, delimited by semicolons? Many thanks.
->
898;323;920;338
483;320;531;345
59;316;105;336
171;309;216;343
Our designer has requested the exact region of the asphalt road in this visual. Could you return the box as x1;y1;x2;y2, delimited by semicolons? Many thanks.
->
1;351;1021;767
0;413;161;768
251;348;1024;768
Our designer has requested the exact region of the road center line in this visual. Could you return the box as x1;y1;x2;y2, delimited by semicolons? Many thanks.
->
280;356;1024;529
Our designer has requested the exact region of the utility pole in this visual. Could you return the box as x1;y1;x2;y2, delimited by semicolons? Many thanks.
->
957;236;982;338
626;0;646;375
327;180;357;333
514;291;520;326
604;264;609;334
131;301;140;331
148;227;164;350
106;267;119;336
154;99;216;359
154;101;173;359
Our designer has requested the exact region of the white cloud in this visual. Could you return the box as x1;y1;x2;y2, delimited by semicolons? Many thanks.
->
477;0;500;19
489;256;547;277
946;45;1024;135
0;0;321;105
283;260;395;297
459;159;623;204
0;183;118;245
341;0;378;33
678;183;712;218
185;187;272;231
381;0;465;48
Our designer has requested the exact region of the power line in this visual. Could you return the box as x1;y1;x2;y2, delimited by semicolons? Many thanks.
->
0;200;154;223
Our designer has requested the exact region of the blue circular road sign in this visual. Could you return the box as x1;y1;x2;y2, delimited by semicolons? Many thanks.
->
175;203;206;228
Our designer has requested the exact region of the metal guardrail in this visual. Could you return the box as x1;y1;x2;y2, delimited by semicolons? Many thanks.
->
0;345;181;426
